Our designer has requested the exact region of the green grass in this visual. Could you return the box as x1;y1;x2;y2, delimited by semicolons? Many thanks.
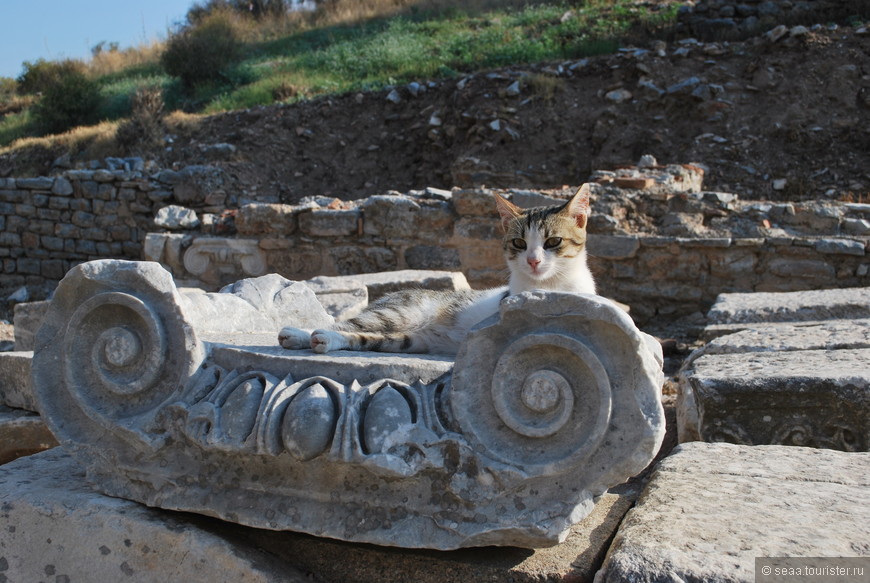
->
0;0;679;147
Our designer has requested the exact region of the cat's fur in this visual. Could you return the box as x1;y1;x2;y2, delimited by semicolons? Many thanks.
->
278;184;595;355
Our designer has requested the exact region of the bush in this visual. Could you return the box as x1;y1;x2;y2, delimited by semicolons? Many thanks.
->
115;85;165;153
161;14;243;89
31;68;102;134
17;59;85;95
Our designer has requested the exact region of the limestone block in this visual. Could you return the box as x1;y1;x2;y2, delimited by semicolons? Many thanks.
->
319;269;470;301
596;442;870;583
298;207;360;237
678;349;870;449
0;352;37;412
0;406;57;464
696;319;870;354
12;300;49;351
304;275;369;319
0;448;310;582
587;235;640;259
31;260;665;550
707;287;870;324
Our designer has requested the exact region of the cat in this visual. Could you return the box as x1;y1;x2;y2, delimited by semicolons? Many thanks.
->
278;184;596;355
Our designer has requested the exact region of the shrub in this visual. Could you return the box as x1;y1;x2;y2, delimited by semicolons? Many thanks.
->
31;68;102;134
115;85;165;153
161;14;243;89
17;58;86;95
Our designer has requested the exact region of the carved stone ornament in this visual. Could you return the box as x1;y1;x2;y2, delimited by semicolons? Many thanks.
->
32;260;666;550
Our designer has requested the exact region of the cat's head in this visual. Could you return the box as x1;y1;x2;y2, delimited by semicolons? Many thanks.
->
493;184;591;284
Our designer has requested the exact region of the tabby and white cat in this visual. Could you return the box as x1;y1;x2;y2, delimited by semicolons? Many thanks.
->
278;184;595;355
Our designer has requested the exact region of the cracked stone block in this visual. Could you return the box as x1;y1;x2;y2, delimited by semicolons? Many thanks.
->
0;352;37;412
317;269;470;301
678;349;870;449
596;442;870;583
0;448;311;582
12;300;49;351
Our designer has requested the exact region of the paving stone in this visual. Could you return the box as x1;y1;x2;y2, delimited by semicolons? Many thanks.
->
0;351;37;412
706;287;870;324
0;406;57;464
0;448;311;582
596;442;870;583
678;349;870;449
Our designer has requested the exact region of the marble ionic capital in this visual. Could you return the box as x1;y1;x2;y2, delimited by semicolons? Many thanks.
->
32;260;665;550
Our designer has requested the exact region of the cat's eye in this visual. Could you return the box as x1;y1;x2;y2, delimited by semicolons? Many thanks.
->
544;237;563;249
511;238;527;250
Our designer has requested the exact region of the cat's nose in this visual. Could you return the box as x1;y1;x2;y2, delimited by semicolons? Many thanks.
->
527;257;541;269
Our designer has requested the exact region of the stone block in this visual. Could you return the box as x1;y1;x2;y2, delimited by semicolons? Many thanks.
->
343;269;470;301
404;245;461;270
304;275;369;319
451;189;498;216
0;352;37;412
678;349;870;449
707;287;870;324
0;406;57;464
596;442;870;583
815;237;866;256
13;300;49;351
16;177;53;190
298;208;360;237
235;203;298;235
0;448;311;582
587;235;640;259
696;319;870;353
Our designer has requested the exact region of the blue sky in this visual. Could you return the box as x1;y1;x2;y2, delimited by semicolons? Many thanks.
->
1;0;195;79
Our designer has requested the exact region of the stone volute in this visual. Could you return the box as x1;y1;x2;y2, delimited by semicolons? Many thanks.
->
32;259;665;550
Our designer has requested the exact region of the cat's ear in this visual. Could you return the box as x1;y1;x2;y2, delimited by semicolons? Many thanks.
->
493;192;523;232
563;183;591;229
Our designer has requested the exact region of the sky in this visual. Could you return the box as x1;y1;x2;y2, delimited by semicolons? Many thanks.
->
0;0;195;79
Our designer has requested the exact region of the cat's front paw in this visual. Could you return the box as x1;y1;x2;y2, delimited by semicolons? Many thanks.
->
310;329;348;353
278;326;311;350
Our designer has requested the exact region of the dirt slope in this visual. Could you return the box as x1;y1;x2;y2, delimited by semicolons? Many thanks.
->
151;24;870;205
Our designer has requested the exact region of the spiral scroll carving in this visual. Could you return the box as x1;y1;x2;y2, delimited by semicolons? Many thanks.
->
64;291;175;419
454;330;612;472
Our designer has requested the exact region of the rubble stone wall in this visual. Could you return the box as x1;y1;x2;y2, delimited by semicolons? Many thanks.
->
2;164;868;324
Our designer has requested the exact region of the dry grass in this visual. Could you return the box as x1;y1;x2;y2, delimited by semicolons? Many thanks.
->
0;120;119;158
86;40;164;77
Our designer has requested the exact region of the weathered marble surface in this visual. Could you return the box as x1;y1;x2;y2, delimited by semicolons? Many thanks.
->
596;442;870;583
0;351;37;412
680;286;870;450
31;259;665;550
679;349;870;449
0;448;311;582
706;287;870;324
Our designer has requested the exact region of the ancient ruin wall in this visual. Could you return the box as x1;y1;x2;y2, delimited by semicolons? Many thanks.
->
2;163;868;324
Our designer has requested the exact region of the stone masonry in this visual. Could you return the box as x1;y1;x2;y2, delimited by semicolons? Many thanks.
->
2;159;868;325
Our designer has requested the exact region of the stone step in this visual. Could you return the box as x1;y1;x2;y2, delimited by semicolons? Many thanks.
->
678;349;870;449
694;318;870;356
706;286;870;325
0;447;640;583
597;442;870;583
